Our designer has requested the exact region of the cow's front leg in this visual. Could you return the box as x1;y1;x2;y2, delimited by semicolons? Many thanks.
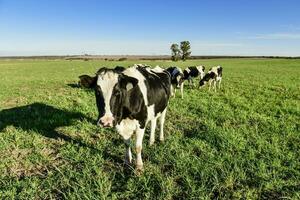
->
170;85;175;97
135;128;145;171
124;138;132;165
117;120;135;166
208;80;212;91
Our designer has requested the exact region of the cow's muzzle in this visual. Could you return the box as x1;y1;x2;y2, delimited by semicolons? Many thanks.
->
97;115;114;128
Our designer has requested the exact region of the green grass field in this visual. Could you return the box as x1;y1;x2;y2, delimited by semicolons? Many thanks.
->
0;59;299;199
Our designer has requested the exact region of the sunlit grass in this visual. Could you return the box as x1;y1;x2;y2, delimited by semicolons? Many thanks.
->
0;58;299;199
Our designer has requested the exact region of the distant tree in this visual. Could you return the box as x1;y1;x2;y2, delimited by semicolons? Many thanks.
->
180;41;191;61
170;43;181;61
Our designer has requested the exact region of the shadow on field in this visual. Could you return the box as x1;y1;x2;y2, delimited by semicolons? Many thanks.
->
0;103;96;149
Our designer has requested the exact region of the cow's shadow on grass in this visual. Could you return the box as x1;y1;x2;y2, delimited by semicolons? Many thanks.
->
0;103;97;149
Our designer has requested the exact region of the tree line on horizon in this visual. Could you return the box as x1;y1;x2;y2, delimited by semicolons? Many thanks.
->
170;41;191;61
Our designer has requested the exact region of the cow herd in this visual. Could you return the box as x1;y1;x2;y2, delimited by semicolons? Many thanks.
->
79;64;223;172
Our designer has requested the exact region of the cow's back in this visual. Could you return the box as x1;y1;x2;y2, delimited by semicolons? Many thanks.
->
123;66;171;115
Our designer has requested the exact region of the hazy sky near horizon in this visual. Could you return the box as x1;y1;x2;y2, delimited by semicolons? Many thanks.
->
1;0;300;56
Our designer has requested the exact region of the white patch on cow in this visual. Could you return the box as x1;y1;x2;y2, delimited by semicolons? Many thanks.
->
147;104;155;121
185;67;191;73
176;75;181;83
97;71;119;118
152;66;164;72
123;67;148;105
126;82;133;91
209;66;219;74
178;68;183;74
116;118;139;140
196;66;205;79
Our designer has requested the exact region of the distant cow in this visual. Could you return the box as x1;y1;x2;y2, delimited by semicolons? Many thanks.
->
199;66;223;91
166;66;184;98
79;65;171;172
182;66;205;86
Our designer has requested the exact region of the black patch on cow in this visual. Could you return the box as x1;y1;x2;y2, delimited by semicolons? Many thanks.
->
112;74;147;128
183;66;200;80
217;67;223;77
136;67;171;115
114;66;126;73
95;84;105;121
199;72;216;86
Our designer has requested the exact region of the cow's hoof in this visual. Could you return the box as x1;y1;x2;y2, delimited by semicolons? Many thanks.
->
136;165;144;175
159;138;164;142
149;141;155;146
124;158;132;166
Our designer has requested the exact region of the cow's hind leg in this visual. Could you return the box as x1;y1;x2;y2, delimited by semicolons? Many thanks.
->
159;108;167;142
149;118;157;146
208;80;212;91
136;128;145;171
213;80;217;92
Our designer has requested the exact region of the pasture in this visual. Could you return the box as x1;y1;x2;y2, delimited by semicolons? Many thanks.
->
0;58;299;199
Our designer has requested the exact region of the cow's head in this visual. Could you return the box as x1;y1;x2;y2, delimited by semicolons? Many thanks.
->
79;68;138;127
176;73;184;88
199;78;207;88
199;71;215;88
197;66;205;79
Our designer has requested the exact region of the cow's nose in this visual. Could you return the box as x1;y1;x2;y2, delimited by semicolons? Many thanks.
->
97;116;114;128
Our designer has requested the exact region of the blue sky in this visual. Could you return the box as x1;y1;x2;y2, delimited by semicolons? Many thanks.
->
1;0;300;56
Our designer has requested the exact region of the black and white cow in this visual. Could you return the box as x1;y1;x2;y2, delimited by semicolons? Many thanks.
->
80;65;171;171
166;66;184;98
182;66;205;86
199;66;223;91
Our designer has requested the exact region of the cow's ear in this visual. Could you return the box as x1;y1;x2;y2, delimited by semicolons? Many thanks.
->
78;75;97;88
119;75;138;91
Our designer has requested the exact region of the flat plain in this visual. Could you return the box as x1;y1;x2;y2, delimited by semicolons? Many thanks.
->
0;58;299;199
